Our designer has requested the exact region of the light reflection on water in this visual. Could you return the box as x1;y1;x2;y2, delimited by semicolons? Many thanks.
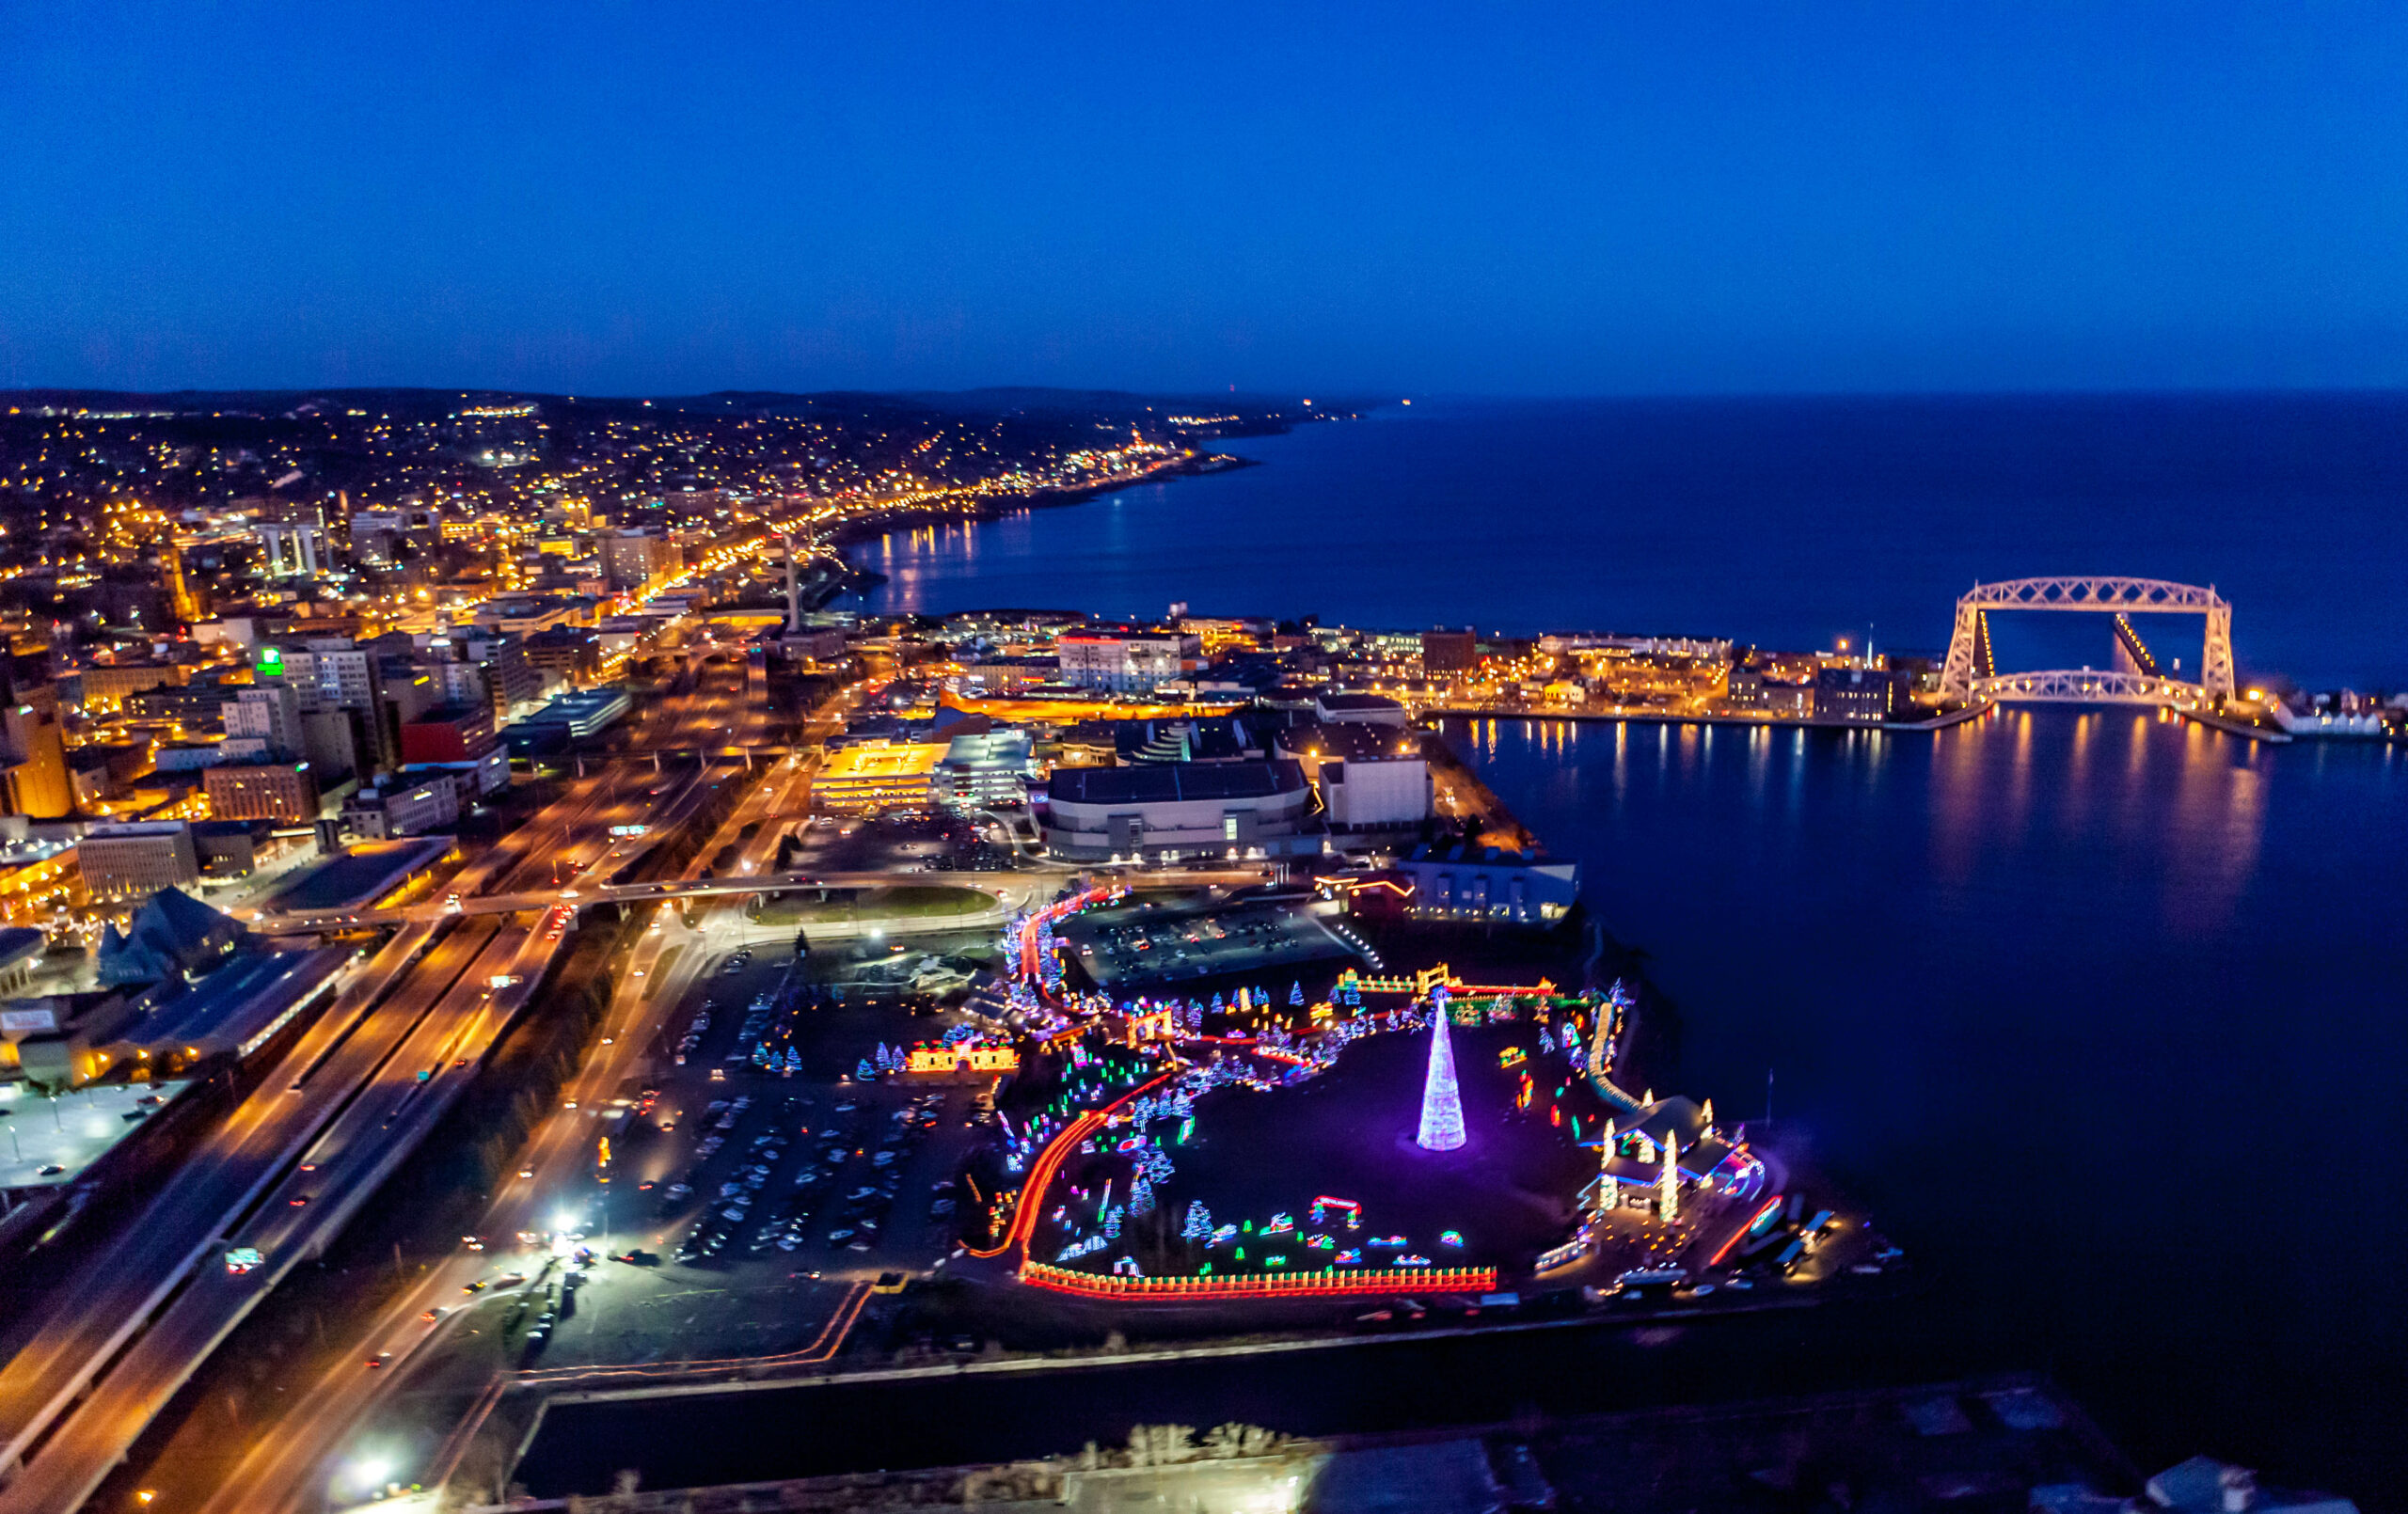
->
1456;708;2406;1492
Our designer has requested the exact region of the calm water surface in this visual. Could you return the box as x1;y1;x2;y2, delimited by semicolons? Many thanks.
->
855;394;2408;687
1454;710;2406;1497
827;399;2408;1497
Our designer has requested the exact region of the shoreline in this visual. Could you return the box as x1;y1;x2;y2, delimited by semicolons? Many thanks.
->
822;450;1265;589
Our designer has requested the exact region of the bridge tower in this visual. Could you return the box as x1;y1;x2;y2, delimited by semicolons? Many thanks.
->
1940;577;2236;706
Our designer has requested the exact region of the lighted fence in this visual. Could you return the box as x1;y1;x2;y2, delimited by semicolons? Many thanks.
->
1021;1260;1498;1301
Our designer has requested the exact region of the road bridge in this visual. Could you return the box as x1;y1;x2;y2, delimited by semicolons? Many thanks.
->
246;870;1022;934
1939;576;2235;708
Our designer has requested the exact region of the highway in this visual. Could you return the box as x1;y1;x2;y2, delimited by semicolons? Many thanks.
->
186;672;831;1512
0;919;452;1486
0;679;742;1512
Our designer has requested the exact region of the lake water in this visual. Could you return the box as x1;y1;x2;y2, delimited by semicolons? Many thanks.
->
853;393;2408;689
1454;710;2406;1498
838;398;2408;1498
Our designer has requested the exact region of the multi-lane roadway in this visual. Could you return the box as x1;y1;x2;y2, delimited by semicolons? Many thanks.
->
187;675;840;1512
0;677;751;1513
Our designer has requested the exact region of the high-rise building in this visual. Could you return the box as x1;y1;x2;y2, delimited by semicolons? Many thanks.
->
601;530;681;593
0;691;71;819
258;640;396;774
457;629;540;718
254;521;328;577
203;762;321;824
222;683;302;759
1420;627;1479;673
297;707;365;782
1054;627;1196;692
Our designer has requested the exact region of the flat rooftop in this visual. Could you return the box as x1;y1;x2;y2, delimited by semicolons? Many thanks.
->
0;1079;196;1190
1048;759;1306;807
817;742;945;783
107;945;348;1062
255;837;452;913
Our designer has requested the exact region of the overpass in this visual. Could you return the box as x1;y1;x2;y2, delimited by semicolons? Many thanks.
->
246;870;1022;934
0;762;697;1510
1939;576;2236;709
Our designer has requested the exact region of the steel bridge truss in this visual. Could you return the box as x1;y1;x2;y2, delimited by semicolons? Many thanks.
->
1970;670;2206;707
1941;576;2234;705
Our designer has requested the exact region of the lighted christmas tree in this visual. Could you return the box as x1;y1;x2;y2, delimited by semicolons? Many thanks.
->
1290;981;1305;1007
1416;987;1467;1151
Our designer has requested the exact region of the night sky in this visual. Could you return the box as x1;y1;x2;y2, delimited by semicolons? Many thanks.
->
4;3;2403;395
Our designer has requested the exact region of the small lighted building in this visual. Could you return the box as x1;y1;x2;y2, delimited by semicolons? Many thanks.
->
905;1039;1020;1075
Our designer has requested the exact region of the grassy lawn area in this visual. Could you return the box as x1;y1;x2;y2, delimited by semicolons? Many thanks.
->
748;884;994;925
642;944;687;1001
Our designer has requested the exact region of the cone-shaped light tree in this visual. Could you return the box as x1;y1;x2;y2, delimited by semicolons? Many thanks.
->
1417;987;1467;1151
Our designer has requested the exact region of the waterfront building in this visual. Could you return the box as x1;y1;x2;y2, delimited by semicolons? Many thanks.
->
1321;753;1433;843
1054;626;1197;693
1390;841;1580;925
1812;664;1907;724
1723;663;1814;718
1312;691;1409;727
1039;760;1323;864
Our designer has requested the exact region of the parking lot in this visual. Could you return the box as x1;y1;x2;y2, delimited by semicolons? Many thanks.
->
616;942;999;1280
775;812;1019;876
1059;894;1357;992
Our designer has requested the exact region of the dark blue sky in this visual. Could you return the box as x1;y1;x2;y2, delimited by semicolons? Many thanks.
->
4;3;2403;395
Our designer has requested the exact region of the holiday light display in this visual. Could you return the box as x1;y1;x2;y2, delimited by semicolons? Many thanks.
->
1021;1260;1498;1301
1657;1129;1679;1222
1416;986;1468;1151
